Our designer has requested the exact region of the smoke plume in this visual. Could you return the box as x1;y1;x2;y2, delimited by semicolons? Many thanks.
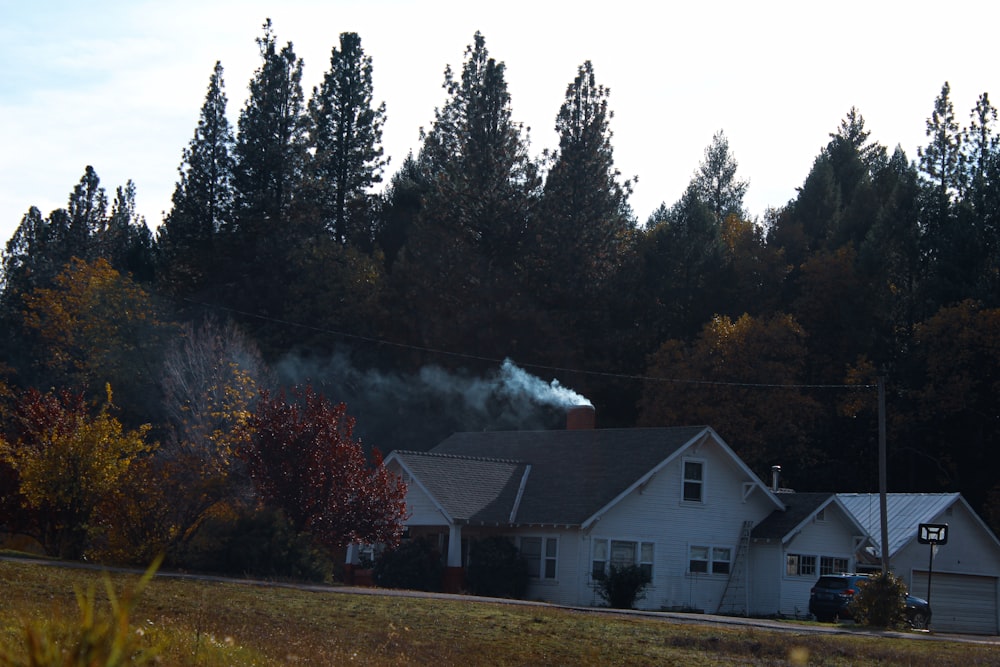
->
274;353;591;453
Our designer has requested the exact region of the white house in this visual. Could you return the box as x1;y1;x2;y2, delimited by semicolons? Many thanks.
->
373;409;1000;634
839;493;1000;634
382;407;858;614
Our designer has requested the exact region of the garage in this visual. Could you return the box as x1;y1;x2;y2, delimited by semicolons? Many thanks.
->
912;571;998;635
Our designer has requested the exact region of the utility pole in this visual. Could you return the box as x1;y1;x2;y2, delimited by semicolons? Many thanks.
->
878;376;890;573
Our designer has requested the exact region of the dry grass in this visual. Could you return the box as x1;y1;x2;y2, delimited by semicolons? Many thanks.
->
0;558;996;666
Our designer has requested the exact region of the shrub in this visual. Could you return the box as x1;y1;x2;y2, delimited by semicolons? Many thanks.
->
170;508;333;582
594;564;651;609
373;538;444;591
850;571;907;628
465;536;529;599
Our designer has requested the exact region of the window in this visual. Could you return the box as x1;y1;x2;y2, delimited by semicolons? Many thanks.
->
592;539;655;579
712;547;731;574
688;545;731;575
786;554;816;576
689;545;709;573
592;539;608;579
683;460;704;502
820;556;849;575
520;537;558;580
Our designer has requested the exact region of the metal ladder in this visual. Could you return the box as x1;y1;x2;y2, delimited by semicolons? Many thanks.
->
717;520;753;615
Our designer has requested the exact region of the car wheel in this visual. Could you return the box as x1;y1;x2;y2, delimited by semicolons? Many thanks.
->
909;611;928;630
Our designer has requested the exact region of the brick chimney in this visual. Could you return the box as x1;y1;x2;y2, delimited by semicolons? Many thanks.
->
566;405;595;430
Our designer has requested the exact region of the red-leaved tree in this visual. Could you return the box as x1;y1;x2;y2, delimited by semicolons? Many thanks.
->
240;385;407;551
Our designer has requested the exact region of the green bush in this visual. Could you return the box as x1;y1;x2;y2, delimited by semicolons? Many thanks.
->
373;538;444;591
850;571;907;628
465;536;529;599
594;564;651;609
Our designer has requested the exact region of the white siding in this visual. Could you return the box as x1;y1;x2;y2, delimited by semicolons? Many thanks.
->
748;542;782;616
580;437;777;612
389;463;449;526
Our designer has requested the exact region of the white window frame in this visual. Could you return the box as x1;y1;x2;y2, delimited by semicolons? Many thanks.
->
785;553;817;577
688;544;731;575
519;536;558;580
682;458;705;503
819;555;850;575
591;538;655;580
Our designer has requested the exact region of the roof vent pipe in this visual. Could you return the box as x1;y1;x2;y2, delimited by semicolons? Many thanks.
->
771;465;781;493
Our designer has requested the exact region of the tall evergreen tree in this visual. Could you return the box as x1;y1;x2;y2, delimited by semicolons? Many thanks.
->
918;82;974;307
962;92;1000;304
225;19;310;333
526;60;634;367
392;32;540;359
232;19;309;227
158;61;235;296
690;130;748;224
308;32;388;246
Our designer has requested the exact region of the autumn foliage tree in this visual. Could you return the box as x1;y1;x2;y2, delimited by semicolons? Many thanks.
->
240;386;407;551
0;386;154;559
638;313;823;478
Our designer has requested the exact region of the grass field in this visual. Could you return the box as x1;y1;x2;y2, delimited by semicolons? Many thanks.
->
0;558;997;666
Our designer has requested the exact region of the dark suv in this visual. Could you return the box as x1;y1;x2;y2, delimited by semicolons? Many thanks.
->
809;574;869;622
808;573;932;629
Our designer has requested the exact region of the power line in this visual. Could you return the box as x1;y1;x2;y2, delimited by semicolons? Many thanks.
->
181;297;878;392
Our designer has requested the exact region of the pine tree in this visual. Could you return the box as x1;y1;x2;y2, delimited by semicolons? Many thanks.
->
308;32;388;246
690;130;748;224
232;19;309;227
392;32;540;358
158;61;235;295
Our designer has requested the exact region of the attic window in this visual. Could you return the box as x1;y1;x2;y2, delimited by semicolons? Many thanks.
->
683;459;704;503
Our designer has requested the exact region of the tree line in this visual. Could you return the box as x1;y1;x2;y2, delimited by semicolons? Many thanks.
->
2;21;1000;569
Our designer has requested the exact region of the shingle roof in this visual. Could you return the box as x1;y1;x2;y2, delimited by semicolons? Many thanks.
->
751;492;835;542
837;493;961;555
390;451;528;524
397;425;711;526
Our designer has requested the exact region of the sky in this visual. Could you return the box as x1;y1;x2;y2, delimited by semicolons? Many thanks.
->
2;1;998;247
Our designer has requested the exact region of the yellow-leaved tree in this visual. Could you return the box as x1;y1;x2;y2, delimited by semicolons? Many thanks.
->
21;257;173;425
0;385;155;559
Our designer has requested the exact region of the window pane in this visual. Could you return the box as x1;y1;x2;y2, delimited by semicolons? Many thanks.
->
690;545;709;560
684;461;703;481
713;547;731;562
640;563;653;580
800;556;816;576
786;554;799;576
640;542;654;563
690;559;708;573
544;559;556;579
545;538;557;558
611;541;636;567
683;481;702;502
521;537;541;557
593;540;608;560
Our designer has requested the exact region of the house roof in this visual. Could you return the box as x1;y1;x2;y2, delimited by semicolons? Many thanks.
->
837;493;963;555
751;492;835;542
388;451;529;524
388;425;782;527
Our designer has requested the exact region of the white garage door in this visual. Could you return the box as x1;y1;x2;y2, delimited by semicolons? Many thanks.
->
912;571;998;635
